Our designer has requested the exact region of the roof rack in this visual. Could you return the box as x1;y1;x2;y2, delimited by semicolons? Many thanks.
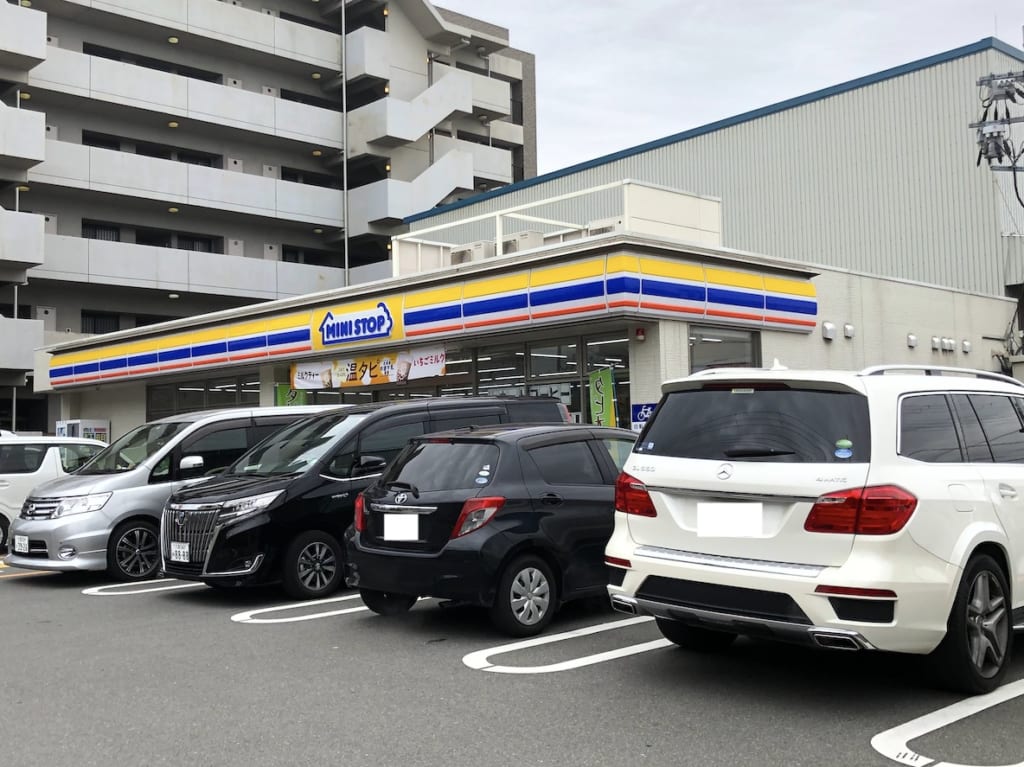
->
859;365;1024;388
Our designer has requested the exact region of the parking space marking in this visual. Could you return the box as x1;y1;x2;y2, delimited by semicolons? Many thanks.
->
231;594;369;624
870;678;1024;766
462;616;672;674
82;579;206;596
0;569;55;579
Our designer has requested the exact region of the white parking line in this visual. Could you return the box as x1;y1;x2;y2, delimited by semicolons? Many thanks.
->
462;616;672;674
870;678;1024;766
231;594;369;624
82;579;207;596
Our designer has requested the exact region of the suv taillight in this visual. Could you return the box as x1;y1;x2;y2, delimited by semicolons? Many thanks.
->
451;497;505;539
354;493;366;533
804;485;917;535
557;403;572;423
615;472;657;517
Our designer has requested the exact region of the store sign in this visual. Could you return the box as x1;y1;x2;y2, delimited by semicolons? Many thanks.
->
630;403;656;433
291;345;446;389
317;301;395;347
588;368;617;427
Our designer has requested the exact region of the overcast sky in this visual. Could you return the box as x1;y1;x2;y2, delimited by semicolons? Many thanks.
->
436;0;1024;175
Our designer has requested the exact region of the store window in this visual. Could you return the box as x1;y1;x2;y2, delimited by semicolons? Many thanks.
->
529;340;578;379
146;375;260;421
476;344;526;396
689;325;760;373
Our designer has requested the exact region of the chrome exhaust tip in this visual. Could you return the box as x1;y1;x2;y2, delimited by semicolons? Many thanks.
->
610;595;639;616
809;630;864;651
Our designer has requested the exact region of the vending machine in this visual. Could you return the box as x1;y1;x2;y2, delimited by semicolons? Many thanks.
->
56;419;110;443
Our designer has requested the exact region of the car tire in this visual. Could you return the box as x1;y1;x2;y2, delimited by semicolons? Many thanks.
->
656;618;738;652
490;554;557;637
106;519;160;582
929;553;1012;695
360;588;417;616
0;513;9;555
282;530;344;600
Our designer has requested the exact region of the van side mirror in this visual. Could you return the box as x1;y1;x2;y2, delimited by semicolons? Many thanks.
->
353;455;387;477
179;455;205;477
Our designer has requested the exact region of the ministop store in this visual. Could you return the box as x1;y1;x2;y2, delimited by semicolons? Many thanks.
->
36;184;1018;440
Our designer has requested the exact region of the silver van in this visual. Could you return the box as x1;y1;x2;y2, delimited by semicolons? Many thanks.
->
4;406;329;581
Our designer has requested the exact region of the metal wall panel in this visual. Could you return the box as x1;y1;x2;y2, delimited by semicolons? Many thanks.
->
414;50;1021;297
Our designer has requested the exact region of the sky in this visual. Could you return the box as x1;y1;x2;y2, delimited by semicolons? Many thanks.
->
436;0;1024;175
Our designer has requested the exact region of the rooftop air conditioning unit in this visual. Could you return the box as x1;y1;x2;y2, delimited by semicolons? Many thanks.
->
587;217;625;236
450;247;473;265
501;230;544;254
451;240;496;265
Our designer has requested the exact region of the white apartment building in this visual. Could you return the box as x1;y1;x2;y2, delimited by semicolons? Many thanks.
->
0;0;536;431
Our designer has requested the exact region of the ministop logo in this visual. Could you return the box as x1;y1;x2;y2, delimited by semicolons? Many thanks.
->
318;301;394;346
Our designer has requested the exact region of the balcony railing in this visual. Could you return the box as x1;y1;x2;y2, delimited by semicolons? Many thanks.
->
0;103;45;181
0;208;45;277
0;1;46;73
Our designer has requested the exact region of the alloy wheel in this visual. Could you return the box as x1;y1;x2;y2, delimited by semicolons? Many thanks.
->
509;566;551;626
297;541;337;593
115;527;158;578
966;569;1009;678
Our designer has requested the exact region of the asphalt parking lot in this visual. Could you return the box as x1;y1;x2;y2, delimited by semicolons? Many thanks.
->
2;562;1023;767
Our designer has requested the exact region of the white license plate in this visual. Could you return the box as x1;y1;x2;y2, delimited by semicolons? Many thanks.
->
13;534;28;554
383;513;418;541
169;541;190;562
697;503;764;537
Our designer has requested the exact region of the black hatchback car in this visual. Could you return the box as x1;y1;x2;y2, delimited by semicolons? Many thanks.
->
344;424;637;636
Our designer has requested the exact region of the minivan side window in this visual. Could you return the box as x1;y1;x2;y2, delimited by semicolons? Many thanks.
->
358;420;427;467
899;394;963;463
180;425;250;475
968;394;1024;463
599;437;636;472
529;441;605;485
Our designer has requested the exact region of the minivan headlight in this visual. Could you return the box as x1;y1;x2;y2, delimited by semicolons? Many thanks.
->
53;493;113;518
217;491;283;523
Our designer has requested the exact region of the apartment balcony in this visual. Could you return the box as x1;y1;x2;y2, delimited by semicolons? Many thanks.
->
347;149;473;238
28;47;343;148
0;103;46;181
0;317;44;386
0;208;45;283
28;140;344;227
344;26;391;83
32;234;347;299
488;53;524;82
435;135;511;185
0;1;46;75
56;0;341;70
458;118;524;149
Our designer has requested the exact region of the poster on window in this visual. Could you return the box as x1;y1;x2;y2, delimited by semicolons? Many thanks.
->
588;368;617;427
291;345;446;389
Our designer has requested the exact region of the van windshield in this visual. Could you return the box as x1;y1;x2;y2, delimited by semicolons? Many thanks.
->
229;412;368;477
78;421;192;474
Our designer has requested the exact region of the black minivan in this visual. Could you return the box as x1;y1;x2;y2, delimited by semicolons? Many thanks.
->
345;424;637;636
160;397;568;598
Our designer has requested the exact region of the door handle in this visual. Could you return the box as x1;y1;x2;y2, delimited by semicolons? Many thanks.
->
998;483;1018;500
539;493;562;506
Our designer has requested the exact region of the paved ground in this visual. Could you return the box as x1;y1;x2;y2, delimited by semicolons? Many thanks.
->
2;563;1023;767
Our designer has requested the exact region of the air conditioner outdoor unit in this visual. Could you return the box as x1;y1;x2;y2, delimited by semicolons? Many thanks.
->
501;230;543;254
587;217;625;236
450;247;473;265
451;240;495;264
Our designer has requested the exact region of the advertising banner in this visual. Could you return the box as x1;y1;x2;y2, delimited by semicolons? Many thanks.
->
274;385;308;406
588;368;617;427
291;345;446;390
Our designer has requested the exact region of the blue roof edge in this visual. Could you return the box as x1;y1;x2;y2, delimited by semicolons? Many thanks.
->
406;36;1024;224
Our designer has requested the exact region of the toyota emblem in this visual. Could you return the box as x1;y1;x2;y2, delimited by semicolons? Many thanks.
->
716;463;734;480
175;510;188;527
394;492;408;505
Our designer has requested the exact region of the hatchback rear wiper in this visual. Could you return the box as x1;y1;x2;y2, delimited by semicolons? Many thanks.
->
385;481;420;498
723;448;796;458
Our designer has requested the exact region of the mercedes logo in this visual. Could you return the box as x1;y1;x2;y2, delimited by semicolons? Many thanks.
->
175;510;188;527
716;463;734;480
394;492;408;505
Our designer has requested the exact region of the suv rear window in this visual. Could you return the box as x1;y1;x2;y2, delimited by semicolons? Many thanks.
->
384;441;500;491
636;385;871;462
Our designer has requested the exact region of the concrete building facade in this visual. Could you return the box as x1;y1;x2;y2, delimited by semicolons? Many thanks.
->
0;0;536;431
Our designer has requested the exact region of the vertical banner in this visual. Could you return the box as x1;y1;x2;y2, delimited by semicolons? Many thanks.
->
274;385;308;406
588;369;617;427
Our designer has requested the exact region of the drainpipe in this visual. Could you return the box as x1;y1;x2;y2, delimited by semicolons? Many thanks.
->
341;1;350;286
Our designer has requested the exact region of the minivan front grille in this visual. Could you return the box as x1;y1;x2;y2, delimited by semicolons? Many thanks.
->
21;497;60;519
162;503;221;565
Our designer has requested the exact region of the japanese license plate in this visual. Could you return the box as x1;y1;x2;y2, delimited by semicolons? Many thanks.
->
383;513;418;541
13;534;28;554
170;541;190;562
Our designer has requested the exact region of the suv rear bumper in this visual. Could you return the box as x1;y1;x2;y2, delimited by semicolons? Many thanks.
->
606;519;960;655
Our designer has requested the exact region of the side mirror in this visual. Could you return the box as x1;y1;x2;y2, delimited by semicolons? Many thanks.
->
353;455;387;477
179;455;205;476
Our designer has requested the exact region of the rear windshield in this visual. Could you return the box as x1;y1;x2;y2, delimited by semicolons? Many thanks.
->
382;441;501;491
635;385;871;463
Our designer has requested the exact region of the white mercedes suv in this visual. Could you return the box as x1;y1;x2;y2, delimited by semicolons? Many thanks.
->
606;364;1024;694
